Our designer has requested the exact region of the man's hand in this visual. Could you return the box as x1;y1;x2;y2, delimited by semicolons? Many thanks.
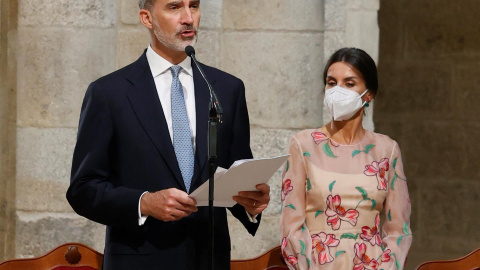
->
233;184;270;216
141;188;197;222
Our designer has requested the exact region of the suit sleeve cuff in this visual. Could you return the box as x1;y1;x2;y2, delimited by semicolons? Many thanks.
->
138;191;149;226
246;210;258;223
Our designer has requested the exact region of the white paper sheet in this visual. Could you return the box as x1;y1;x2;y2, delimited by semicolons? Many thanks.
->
189;154;289;207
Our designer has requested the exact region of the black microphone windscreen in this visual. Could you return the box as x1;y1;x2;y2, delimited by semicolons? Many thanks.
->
185;46;195;57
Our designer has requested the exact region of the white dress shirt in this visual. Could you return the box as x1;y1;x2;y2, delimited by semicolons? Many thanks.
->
147;45;196;148
138;46;257;225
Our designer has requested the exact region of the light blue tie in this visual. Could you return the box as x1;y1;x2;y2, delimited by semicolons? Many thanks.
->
170;65;194;192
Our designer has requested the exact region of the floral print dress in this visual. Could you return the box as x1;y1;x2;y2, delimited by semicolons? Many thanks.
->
280;129;412;270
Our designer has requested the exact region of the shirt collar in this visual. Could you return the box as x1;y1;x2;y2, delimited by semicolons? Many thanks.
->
146;45;193;78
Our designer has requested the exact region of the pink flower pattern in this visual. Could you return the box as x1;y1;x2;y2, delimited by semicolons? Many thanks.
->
364;158;389;191
280;132;411;269
281;237;298;266
353;243;391;270
325;195;359;230
311;132;339;146
311;232;340;265
380;249;391;264
281;179;293;202
360;214;382;246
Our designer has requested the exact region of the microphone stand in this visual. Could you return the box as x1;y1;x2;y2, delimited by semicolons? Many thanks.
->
207;102;218;270
186;46;222;270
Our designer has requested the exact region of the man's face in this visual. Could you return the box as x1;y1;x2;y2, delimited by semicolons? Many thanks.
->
150;0;201;52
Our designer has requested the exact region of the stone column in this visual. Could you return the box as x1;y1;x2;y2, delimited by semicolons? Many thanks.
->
221;0;324;258
220;0;380;259
323;0;380;131
117;0;150;68
14;0;118;257
0;0;17;261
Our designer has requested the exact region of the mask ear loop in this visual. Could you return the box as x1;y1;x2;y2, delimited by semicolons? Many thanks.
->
360;89;369;107
325;88;335;129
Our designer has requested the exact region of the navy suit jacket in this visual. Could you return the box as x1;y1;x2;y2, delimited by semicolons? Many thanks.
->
66;51;260;270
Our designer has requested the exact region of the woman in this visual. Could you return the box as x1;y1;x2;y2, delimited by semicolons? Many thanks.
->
280;48;412;270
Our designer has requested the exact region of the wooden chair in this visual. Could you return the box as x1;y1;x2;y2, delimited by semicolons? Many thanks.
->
416;247;480;270
231;245;288;270
0;242;103;270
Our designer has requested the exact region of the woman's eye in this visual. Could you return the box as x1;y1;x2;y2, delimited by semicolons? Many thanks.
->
327;82;336;86
346;83;354;87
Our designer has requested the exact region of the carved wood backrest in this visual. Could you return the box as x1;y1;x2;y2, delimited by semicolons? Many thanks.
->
230;245;288;270
0;242;103;270
416;247;480;270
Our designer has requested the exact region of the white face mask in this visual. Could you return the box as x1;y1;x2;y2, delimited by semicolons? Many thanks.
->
324;86;368;121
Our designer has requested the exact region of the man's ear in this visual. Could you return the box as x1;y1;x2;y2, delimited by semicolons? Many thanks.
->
139;9;153;29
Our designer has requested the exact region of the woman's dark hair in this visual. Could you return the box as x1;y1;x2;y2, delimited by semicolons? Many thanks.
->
323;48;378;96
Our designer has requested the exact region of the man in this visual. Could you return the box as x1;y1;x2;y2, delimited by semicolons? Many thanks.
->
66;0;270;269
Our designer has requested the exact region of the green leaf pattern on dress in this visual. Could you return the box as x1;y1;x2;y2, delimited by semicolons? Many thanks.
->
356;187;368;200
352;150;362;157
351;144;376;159
364;144;375;153
329;181;336;193
323;143;337;158
340;233;359;239
354;187;376;210
391;157;407;190
396;222;411;246
299;240;311;268
335;250;346;257
285;204;296;210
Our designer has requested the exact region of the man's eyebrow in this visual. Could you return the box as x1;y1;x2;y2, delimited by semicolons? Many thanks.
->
166;1;182;6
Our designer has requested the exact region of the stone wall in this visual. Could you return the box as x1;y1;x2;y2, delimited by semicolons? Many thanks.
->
13;0;119;257
225;0;380;259
1;0;380;261
377;1;480;269
0;0;17;261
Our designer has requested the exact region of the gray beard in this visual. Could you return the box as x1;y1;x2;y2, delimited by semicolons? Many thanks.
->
153;21;198;52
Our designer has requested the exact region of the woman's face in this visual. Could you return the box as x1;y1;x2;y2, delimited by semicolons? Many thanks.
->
325;61;367;97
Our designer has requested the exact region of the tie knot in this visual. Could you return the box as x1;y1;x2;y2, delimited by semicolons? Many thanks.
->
170;65;182;78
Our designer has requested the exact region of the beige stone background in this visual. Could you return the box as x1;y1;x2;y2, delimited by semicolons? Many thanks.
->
0;0;479;270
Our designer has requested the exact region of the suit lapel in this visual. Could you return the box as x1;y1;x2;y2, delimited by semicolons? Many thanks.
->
126;52;186;190
192;62;215;188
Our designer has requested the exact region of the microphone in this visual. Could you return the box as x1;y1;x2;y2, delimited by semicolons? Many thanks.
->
185;46;223;121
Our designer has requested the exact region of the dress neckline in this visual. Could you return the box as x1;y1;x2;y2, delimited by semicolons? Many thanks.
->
319;128;370;147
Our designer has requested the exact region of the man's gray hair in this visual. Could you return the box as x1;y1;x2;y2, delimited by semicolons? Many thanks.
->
138;0;155;10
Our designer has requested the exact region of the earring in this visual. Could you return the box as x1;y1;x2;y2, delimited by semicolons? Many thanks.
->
364;98;370;107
